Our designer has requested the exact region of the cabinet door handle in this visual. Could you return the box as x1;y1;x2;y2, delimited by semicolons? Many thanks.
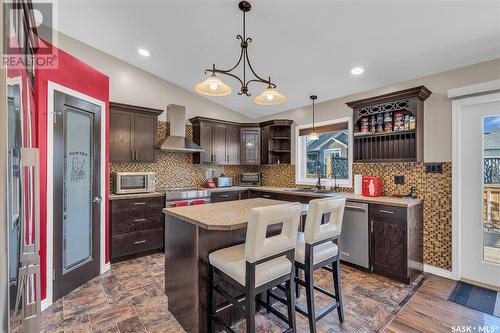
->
133;218;147;223
135;150;139;160
219;194;229;198
345;205;366;212
379;209;395;214
134;240;147;245
262;194;272;198
133;202;146;206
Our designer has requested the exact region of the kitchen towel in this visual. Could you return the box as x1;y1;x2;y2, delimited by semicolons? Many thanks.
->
354;174;363;195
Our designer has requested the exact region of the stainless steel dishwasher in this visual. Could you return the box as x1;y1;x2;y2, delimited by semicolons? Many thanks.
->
338;201;369;269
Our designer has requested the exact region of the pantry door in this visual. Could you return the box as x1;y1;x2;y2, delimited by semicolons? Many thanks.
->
454;92;500;289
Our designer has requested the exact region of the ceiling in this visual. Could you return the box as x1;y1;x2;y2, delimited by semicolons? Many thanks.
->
57;1;500;119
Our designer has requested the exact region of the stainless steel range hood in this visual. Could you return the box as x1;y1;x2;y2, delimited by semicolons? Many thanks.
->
158;104;204;153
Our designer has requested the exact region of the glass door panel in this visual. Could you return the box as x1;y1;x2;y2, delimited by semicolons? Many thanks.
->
483;115;500;265
63;108;93;273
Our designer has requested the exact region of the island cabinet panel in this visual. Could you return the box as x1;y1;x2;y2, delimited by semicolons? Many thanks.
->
109;102;162;163
109;196;165;261
210;189;249;203
369;203;423;284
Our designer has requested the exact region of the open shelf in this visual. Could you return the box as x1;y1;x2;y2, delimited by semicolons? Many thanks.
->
354;130;416;138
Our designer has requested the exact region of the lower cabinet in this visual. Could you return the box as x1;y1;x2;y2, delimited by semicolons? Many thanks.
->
211;190;249;203
109;196;165;260
370;204;423;284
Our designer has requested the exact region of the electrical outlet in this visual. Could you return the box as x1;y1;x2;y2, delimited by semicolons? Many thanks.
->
394;175;405;185
425;163;443;173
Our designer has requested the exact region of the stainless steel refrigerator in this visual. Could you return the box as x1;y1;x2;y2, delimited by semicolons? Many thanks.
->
4;83;41;333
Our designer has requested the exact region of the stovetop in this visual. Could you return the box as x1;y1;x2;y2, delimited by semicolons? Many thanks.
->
157;187;209;201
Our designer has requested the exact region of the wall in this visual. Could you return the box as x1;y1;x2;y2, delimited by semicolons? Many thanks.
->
56;33;251;124
256;58;500;162
35;46;109;301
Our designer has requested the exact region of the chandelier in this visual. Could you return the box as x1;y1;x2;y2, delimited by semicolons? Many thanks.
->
195;1;286;106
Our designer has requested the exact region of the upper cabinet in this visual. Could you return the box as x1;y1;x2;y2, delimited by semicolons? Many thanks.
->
347;86;431;163
109;102;163;163
240;127;261;165
190;117;241;165
260;120;293;165
190;117;293;165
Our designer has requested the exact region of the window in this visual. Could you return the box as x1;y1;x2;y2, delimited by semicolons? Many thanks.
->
296;117;352;187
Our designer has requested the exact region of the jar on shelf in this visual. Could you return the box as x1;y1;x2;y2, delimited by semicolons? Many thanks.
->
383;112;393;132
394;111;404;132
404;115;410;131
360;117;369;133
376;114;384;133
370;115;376;133
409;116;416;130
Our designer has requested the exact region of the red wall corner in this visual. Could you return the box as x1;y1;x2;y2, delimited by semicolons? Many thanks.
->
35;45;110;301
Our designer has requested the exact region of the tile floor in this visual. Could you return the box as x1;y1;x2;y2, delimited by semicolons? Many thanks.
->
41;252;423;332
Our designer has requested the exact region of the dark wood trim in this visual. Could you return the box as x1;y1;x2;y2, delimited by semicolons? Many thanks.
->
259;119;294;127
298;122;349;136
189;116;243;127
109;102;163;116
346;86;432;109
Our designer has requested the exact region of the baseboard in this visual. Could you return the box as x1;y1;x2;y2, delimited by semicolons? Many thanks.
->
101;262;111;274
41;298;51;311
423;264;454;279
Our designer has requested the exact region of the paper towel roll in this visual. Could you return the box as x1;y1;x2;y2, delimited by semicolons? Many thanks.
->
354;174;363;195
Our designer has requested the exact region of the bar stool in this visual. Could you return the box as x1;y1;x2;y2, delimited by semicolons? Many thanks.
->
208;203;302;333
269;196;346;333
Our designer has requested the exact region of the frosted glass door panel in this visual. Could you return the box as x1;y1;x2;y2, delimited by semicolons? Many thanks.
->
63;108;93;273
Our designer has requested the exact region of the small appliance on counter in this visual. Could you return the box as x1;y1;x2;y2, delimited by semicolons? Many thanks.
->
204;168;216;188
239;172;261;187
112;171;156;194
214;175;232;187
362;176;383;197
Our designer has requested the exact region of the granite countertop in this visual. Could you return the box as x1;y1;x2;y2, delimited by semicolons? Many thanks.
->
163;198;310;230
251;187;423;207
207;186;422;207
109;192;165;201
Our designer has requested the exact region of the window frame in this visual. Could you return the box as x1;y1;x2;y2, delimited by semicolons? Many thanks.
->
295;117;353;188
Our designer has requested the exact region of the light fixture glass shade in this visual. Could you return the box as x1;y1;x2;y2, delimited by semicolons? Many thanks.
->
254;87;287;105
309;132;319;141
195;74;232;96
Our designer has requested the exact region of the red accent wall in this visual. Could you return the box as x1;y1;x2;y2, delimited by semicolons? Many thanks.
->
35;45;109;301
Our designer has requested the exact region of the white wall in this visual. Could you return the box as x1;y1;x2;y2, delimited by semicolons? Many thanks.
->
56;33;252;123
257;59;500;162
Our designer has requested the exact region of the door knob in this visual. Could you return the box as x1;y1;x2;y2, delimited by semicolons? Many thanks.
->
92;197;102;204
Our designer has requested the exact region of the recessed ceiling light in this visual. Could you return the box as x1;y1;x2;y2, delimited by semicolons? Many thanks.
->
137;48;150;57
350;66;364;75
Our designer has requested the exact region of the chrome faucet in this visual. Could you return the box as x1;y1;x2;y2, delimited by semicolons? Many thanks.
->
316;163;322;190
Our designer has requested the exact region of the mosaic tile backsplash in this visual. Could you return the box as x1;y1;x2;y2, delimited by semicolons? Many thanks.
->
110;122;452;270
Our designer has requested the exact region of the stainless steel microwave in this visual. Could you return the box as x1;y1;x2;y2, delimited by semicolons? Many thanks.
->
112;172;156;194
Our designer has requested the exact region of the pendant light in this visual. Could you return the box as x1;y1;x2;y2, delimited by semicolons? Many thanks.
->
195;1;286;105
309;95;319;141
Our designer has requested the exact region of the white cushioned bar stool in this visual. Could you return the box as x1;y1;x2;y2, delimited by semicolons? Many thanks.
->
269;196;346;333
208;203;302;333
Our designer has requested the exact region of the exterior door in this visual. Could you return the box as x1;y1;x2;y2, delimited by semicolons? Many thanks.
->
53;91;101;300
457;93;500;289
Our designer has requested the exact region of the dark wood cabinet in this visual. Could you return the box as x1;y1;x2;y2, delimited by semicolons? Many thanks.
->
191;118;240;165
210;190;249;203
109;196;165;260
109;102;163;163
260;119;293;164
347;86;431;163
240;127;261;165
225;126;240;165
369;203;423;284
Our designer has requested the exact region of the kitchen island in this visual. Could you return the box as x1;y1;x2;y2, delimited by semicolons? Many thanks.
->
163;198;310;333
